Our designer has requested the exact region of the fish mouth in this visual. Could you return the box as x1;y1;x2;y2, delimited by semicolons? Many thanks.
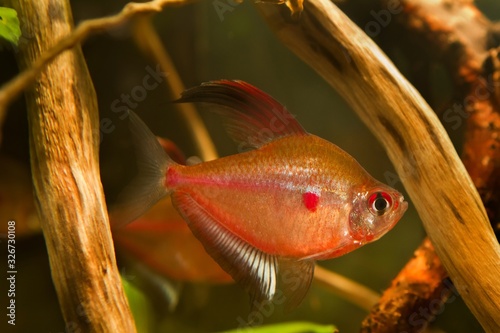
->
399;196;408;216
392;192;408;214
399;195;409;214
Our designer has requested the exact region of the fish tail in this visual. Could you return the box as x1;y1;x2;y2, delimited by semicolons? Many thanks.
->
110;111;174;229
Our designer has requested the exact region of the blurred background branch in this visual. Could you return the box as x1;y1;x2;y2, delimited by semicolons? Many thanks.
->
314;266;380;312
131;16;218;161
0;0;196;143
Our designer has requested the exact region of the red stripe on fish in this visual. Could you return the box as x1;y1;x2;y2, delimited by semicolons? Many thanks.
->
166;167;181;188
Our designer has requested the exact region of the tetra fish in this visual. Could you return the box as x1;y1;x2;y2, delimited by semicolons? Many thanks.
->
116;80;408;310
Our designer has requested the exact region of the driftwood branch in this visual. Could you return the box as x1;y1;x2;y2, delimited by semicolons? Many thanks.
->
4;0;136;331
360;239;448;332
360;239;447;332
352;0;500;330
257;1;500;332
382;0;500;243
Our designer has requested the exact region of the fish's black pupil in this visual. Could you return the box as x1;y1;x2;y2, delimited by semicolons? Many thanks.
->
374;195;388;211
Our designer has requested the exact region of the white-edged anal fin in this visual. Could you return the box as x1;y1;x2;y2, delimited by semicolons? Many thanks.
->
172;190;314;311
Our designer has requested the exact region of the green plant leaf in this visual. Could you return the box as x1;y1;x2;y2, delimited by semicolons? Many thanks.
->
219;321;338;333
0;7;21;46
122;276;154;333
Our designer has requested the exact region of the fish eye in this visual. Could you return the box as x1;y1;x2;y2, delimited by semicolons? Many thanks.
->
368;191;393;216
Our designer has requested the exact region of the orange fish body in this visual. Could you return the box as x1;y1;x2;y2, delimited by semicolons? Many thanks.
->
117;80;407;310
167;134;403;259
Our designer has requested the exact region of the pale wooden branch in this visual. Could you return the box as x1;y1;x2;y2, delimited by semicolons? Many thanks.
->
4;0;136;331
257;1;500;332
131;16;218;161
0;0;196;139
355;1;500;330
386;0;500;242
314;266;380;312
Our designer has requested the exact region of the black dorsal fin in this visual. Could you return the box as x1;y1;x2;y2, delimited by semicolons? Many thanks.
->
175;80;306;150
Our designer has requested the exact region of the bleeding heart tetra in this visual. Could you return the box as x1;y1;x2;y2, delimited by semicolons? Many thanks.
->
115;80;408;310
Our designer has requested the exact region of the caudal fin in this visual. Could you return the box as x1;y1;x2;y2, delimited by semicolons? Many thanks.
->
110;111;174;229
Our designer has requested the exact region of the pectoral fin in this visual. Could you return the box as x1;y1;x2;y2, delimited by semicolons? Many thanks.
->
172;190;314;311
278;258;315;312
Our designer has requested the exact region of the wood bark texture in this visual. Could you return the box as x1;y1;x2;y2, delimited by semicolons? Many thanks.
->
383;0;500;243
350;0;500;330
257;1;500;331
5;0;137;331
360;239;448;332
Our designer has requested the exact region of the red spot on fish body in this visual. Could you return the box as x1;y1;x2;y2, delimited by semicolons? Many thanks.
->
303;191;319;212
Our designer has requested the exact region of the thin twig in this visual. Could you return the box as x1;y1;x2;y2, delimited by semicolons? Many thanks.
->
131;16;218;161
314;266;380;312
